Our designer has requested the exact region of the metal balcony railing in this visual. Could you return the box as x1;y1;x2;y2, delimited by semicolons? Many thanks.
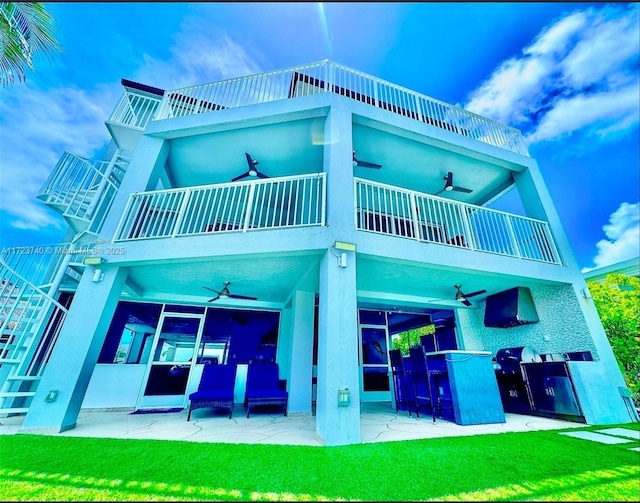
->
355;178;561;265
154;60;528;156
107;90;162;130
113;173;326;241
37;152;128;235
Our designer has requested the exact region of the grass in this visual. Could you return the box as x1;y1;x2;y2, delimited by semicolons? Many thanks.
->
1;422;639;501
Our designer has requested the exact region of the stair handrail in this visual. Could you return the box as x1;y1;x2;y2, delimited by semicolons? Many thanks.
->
0;255;70;313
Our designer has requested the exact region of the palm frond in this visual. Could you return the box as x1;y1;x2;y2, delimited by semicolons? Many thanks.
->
0;2;62;86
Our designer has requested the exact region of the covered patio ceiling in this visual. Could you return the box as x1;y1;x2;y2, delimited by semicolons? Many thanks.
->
118;249;558;313
162;111;519;208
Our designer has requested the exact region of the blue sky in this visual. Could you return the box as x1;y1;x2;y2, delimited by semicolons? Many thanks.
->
0;2;638;271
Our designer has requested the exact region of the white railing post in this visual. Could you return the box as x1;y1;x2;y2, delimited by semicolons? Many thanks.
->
459;205;476;251
409;192;421;242
171;189;192;237
112;194;135;242
505;215;522;258
242;183;257;232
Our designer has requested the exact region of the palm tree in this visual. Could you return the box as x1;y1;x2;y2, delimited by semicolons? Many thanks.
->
0;2;62;87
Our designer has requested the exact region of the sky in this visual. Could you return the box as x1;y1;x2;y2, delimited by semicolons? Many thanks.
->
0;2;638;272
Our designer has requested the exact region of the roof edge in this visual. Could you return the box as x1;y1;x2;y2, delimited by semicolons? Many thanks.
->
121;78;165;96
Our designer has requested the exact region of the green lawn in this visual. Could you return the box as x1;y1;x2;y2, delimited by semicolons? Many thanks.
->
1;422;639;501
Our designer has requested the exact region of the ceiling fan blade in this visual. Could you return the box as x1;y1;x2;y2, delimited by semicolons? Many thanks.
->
245;152;257;169
444;172;454;187
232;171;250;182
203;286;221;294
452;185;473;193
465;289;487;298
356;160;382;169
460;298;473;307
256;171;268;179
207;295;220;302
228;294;258;300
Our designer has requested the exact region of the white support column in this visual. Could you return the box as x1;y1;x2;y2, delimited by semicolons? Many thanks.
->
316;248;360;445
515;161;632;423
20;266;128;433
98;136;170;242
315;103;361;445
287;290;315;414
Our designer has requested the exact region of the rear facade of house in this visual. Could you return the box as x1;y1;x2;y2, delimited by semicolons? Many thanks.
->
1;61;636;445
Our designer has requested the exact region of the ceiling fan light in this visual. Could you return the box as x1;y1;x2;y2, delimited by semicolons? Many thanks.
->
444;184;454;191
249;168;258;176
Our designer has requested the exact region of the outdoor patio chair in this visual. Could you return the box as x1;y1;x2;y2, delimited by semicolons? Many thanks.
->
245;361;288;417
409;346;437;422
390;349;414;416
187;363;237;420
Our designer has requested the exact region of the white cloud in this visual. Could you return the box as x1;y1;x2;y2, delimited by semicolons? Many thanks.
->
0;82;119;233
0;9;263;236
133;15;264;90
587;202;640;270
465;4;639;145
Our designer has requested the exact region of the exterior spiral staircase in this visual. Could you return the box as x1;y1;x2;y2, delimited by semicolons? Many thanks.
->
1;149;130;415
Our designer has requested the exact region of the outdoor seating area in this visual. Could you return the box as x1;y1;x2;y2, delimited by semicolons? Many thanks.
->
186;362;288;420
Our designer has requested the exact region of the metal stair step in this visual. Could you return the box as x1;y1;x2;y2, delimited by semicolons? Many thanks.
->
0;391;35;398
0;407;30;413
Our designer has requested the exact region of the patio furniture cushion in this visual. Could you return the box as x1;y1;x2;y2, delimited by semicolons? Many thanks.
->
245;362;288;417
187;363;237;420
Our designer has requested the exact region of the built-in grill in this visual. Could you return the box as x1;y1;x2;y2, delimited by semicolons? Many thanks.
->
494;346;586;422
494;346;538;414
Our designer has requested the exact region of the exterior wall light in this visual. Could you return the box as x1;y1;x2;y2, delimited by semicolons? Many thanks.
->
338;388;351;407
92;268;105;283
331;241;356;269
83;256;105;266
45;389;58;402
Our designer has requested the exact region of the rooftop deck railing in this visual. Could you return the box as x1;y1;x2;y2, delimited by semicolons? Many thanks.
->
113;173;326;242
154;60;528;156
355;178;561;265
107;90;162;130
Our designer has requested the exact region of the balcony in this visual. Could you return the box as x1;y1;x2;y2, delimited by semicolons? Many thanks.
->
154;60;528;157
105;87;163;151
355;178;561;265
111;171;560;266
37;152;129;236
113;173;326;242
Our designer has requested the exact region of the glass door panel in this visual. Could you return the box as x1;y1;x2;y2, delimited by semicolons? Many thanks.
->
359;326;391;401
137;315;204;409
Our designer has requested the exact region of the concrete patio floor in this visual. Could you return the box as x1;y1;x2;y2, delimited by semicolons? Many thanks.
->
0;402;587;446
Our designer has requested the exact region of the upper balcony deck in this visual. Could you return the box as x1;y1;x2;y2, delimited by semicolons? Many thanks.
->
106;61;528;158
111;174;560;266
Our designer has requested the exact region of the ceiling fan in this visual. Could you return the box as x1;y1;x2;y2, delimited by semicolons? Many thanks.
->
436;172;472;195
453;284;487;307
427;284;487;307
353;150;382;169
231;153;270;182
203;281;258;302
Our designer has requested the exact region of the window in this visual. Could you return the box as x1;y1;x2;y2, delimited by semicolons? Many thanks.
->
98;301;161;364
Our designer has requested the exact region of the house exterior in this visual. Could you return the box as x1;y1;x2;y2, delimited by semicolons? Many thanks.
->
583;257;640;283
1;61;635;446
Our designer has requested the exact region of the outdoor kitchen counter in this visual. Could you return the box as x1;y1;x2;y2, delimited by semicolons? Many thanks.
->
424;350;506;425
